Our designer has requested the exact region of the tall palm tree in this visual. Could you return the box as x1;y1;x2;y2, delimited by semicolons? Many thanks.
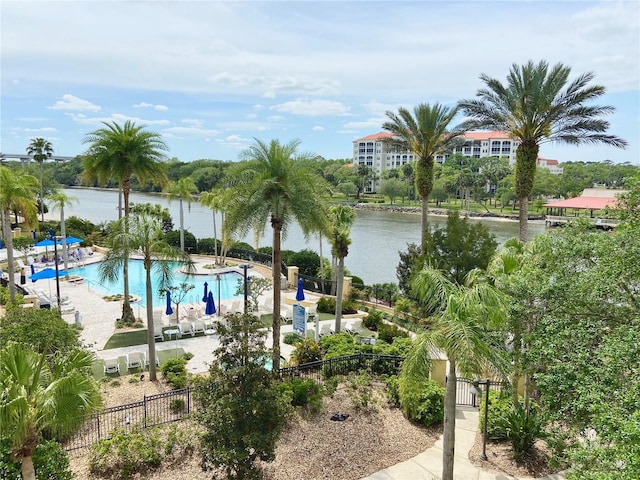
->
165;178;197;251
0;342;101;480
26;137;53;224
48;191;77;270
99;213;193;380
403;267;507;480
459;60;627;241
225;138;330;370
0;167;39;301
382;103;465;247
328;204;356;333
82;121;169;323
200;188;229;266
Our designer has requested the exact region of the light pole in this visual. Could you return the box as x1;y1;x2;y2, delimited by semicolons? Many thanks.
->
471;379;490;461
216;272;221;317
240;264;252;313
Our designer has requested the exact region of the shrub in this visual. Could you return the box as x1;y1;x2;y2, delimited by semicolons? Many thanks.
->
290;338;322;365
399;377;445;426
385;375;401;406
0;439;72;480
363;309;384;331
320;333;357;359
479;390;516;440
316;297;358;315
278;378;324;414
377;323;409;344
169;398;186;414
160;358;188;389
283;332;303;345
496;404;545;462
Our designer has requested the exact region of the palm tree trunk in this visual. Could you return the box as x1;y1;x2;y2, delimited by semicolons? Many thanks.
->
121;181;134;323
179;198;185;251
319;234;325;294
212;210;218;265
39;164;45;224
145;264;158;381
334;256;345;333
1;208;17;301
442;360;458;480
21;455;36;480
271;223;282;371
518;196;528;242
60;206;69;270
421;199;429;249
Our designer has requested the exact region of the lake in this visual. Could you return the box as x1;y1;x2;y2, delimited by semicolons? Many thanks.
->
59;188;546;284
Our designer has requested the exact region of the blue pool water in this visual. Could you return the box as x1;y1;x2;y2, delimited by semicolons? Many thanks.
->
68;260;243;309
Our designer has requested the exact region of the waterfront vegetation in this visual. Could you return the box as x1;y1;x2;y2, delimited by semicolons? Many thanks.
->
1;58;639;479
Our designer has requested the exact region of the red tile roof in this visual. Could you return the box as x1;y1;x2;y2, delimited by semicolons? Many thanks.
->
538;157;559;165
544;197;619;210
353;132;394;142
462;131;511;141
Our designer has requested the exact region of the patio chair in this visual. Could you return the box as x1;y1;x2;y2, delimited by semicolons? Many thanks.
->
319;323;331;337
280;306;293;323
330;321;347;334
127;351;145;370
154;324;164;341
345;319;363;335
104;358;120;374
179;321;195;337
193;320;205;335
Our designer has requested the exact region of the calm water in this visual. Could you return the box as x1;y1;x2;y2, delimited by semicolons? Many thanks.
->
60;188;546;284
68;259;243;308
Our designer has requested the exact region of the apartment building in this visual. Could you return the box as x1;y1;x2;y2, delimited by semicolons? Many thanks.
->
536;157;564;174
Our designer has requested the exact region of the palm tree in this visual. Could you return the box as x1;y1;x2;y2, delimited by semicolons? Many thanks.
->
200;188;230;266
99;213;193;380
165;178;198;251
225;138;329;370
403;266;507;480
458;60;628;241
0;167;39;301
82;120;169;323
48;191;78;270
328;205;356;333
0;342;101;480
26;137;53;224
382;103;465;247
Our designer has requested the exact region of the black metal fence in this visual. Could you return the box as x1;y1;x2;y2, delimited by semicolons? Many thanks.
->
455;377;506;407
64;388;191;451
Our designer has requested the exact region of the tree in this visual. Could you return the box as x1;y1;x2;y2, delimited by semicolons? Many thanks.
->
0;167;39;301
423;210;497;285
382;103;465;247
403;267;507;480
235;276;272;313
379;178;406;204
26;138;53;224
48;191;77;270
165;178;197;252
327;205;356;333
459;60;627;241
194;312;286;480
224;138;330;370
99;213;193;379
336;181;357;199
0;342;101;480
160;282;196;324
82;120;169;323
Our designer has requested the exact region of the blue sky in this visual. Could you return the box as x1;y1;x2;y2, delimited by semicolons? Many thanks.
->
1;1;638;164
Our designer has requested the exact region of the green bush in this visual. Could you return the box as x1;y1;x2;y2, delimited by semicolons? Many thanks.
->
283;332;304;345
169;398;186;414
386;375;401;406
278;377;324;414
0;439;72;480
496;403;545;462
363;309;384;331
320;333;357;359
377;323;409;344
316;297;358;315
399;377;445;426
160;358;188;389
479;390;516;440
290;338;323;365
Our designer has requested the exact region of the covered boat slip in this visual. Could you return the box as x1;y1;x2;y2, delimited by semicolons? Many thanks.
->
544;188;625;228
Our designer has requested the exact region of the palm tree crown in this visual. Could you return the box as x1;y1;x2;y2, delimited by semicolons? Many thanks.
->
382;103;464;247
458;60;627;241
225;138;329;370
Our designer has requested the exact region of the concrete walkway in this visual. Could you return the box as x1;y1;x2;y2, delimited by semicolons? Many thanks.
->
362;406;566;480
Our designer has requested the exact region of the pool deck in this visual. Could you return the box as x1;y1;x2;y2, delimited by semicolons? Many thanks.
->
40;252;333;374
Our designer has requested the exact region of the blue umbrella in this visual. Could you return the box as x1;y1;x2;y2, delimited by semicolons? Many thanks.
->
202;281;208;303
205;291;216;315
64;236;83;244
35;239;57;247
165;290;173;316
30;267;67;281
296;278;305;302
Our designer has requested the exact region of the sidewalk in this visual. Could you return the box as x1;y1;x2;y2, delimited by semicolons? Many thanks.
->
361;406;566;480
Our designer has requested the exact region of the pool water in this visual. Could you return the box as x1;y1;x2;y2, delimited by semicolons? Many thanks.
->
68;260;243;309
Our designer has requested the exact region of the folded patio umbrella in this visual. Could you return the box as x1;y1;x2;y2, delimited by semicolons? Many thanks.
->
205;291;216;315
202;281;208;303
165;290;173;315
296;278;305;302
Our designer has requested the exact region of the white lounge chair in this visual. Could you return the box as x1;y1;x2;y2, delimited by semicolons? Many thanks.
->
179;321;195;337
330;321;347;334
127;351;145;370
154;324;164;341
192;320;205;335
104;358;120;374
319;323;331;337
345;319;363;335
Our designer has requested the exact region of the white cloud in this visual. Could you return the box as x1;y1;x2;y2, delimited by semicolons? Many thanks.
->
343;118;385;130
272;99;350;116
133;102;169;111
312;125;324;131
67;113;170;127
163;126;220;138
181;119;204;128
49;94;100;112
23;127;57;133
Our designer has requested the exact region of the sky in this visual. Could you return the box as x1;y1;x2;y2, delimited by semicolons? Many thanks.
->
1;0;639;165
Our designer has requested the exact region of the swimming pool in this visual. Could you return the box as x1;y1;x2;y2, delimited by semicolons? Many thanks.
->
68;260;243;308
